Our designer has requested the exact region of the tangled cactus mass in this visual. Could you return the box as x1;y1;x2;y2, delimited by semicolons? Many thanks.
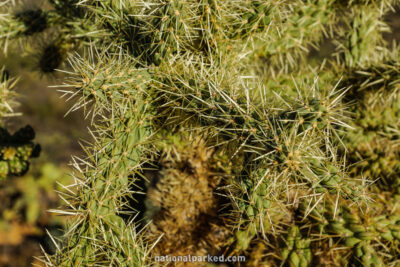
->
1;0;400;266
0;125;41;180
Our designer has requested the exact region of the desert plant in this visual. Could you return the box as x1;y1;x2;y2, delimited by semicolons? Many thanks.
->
0;65;40;180
1;0;400;266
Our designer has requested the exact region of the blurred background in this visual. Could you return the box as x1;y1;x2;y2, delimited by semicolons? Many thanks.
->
0;46;89;266
0;3;399;267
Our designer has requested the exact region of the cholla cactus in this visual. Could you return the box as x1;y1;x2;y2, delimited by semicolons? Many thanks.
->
0;66;40;180
1;0;400;266
281;226;312;267
0;125;41;180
